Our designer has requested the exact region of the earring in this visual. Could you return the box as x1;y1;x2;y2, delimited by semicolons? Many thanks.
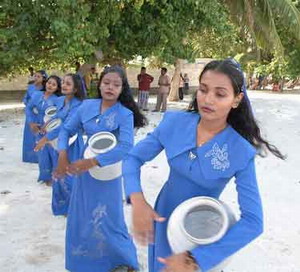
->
232;103;239;109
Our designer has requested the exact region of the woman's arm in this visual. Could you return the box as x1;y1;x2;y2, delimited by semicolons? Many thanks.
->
190;159;263;271
122;126;167;244
54;106;82;178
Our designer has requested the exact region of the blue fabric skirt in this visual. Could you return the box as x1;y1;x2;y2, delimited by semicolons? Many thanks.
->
22;120;38;163
65;172;138;272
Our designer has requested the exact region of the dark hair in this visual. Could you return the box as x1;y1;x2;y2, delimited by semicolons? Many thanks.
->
161;67;167;72
97;65;147;128
141;67;146;70
64;73;86;100
188;59;285;160
42;75;62;96
36;69;48;87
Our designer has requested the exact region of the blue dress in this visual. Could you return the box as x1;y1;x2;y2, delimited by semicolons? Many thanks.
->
123;111;263;272
22;84;43;163
26;91;58;182
46;96;84;216
58;99;138;272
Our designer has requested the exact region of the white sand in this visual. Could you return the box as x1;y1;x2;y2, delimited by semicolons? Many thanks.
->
0;92;299;271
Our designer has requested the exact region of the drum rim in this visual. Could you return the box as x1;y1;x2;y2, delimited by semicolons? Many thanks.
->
45;105;57;116
45;118;62;132
88;131;117;154
179;197;229;245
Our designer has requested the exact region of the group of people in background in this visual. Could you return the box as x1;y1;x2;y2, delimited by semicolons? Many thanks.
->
21;59;284;272
136;67;190;113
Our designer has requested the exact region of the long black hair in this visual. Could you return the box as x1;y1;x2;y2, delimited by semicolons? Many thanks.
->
97;65;147;128
189;59;285;160
64;73;86;100
42;75;62;96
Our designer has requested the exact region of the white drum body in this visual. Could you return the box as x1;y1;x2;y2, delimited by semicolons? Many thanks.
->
44;118;78;150
167;196;237;272
43;106;57;123
83;132;122;181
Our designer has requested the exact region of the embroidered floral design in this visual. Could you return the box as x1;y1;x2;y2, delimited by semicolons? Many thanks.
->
189;151;197;160
205;143;230;171
104;112;116;129
91;204;107;240
71;204;108;258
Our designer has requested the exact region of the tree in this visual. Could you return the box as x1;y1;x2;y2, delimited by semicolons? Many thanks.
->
223;0;300;56
0;0;234;77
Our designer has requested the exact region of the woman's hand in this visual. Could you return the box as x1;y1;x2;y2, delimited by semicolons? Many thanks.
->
34;136;48;152
53;151;70;179
29;123;40;134
158;252;199;272
66;158;98;176
130;193;165;245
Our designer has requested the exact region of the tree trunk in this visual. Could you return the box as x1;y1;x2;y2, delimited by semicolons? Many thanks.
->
168;59;183;101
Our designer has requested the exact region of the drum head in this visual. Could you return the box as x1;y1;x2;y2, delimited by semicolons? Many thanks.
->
45;106;57;116
45;118;62;132
183;205;223;240
88;132;117;154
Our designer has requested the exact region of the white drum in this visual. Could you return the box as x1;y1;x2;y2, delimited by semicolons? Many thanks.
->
167;196;237;272
83;132;122;181
44;118;77;150
44;118;62;150
43;106;57;123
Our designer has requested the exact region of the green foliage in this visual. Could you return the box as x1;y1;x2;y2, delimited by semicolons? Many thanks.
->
0;0;232;76
2;0;300;80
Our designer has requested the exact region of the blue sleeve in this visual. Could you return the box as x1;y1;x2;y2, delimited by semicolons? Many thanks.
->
58;107;82;151
122;125;164;198
23;91;29;105
25;96;37;123
95;112;134;167
191;159;263;271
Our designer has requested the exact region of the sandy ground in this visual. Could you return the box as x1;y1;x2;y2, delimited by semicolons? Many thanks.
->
0;93;299;272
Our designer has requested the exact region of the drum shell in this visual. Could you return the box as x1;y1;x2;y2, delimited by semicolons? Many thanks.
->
83;132;122;181
167;196;237;272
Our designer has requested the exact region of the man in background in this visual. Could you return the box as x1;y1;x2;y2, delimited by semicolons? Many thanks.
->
137;67;154;111
153;67;170;112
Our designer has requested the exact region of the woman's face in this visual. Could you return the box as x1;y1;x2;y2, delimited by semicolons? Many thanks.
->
197;70;243;122
45;77;58;94
34;72;44;85
100;72;122;102
62;75;75;95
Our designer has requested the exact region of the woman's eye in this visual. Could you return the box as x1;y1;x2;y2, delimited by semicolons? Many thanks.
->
216;92;226;97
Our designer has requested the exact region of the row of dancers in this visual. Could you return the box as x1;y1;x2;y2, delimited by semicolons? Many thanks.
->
21;60;284;272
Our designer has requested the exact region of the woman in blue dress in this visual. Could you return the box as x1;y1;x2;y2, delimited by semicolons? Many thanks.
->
55;66;147;272
22;70;47;163
26;75;61;184
35;74;86;215
123;59;285;272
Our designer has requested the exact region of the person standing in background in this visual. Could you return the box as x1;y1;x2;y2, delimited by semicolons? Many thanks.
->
27;67;35;84
183;73;190;94
137;67;154;111
153;67;170;112
75;61;81;73
178;73;184;100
